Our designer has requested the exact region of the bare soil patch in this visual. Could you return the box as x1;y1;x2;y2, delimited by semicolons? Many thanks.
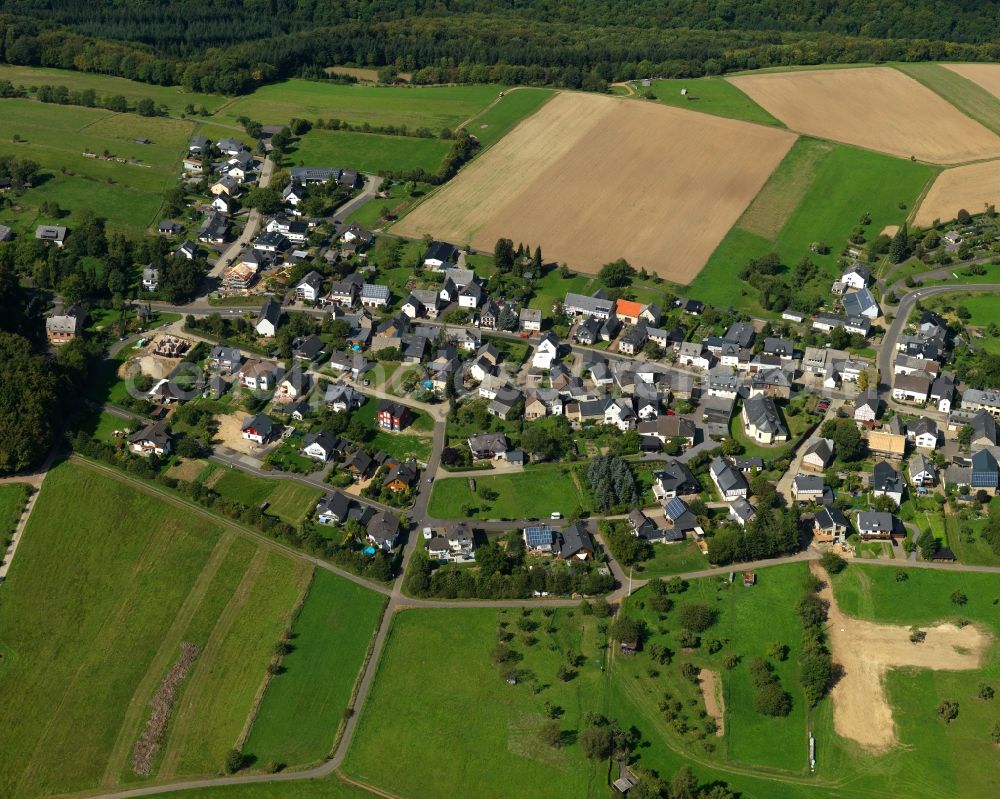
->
881;224;899;237
216;412;258;455
699;668;725;736
913;159;1000;226
729;67;1000;164
814;563;992;752
395;91;795;281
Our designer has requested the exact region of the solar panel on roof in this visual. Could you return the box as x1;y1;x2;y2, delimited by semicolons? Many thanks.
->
524;526;553;547
664;497;687;520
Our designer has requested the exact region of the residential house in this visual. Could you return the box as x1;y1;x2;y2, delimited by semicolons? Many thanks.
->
813;506;849;544
209;345;242;374
324;382;364;412
729;497;756;527
892;373;932;404
290;166;340;184
128;421;172;457
872;461;904;505
256;298;281;337
677;341;711;370
707;367;741;399
366;511;400;551
557;523;595;560
344;450;375;481
792;474;826;503
970;410;998;449
909;453;937;487
854;390;881;423
574;316;602;346
238;359;281;391
292;334;325;362
316;492;352;525
840;263;871;289
618;324;648;355
603;398;637;431
35;225;67;247
241;413;273;444
45;305;84;344
802;438;834;472
842;286;880;319
930;373;955;413
749;367;792;400
782;309;805;323
422;240;459;270
459;281;483;309
532;333;560;370
489;387;523;420
710;457;749;500
425;523;476;563
971;449;1000;493
893;354;938;377
662;497;703;537
652;461;700;500
360;283;390;308
468;433;509;460
637;416;696;448
908;417;939;450
856;511;899;540
278;366;310;400
377;400;411;431
519;308;542;332
384;462;418;493
523;524;556;553
963;388;1000;418
302;431;339;462
676;297;703;315
141;266;160;292
296;271;324;303
762;337;795;360
742;395;788;444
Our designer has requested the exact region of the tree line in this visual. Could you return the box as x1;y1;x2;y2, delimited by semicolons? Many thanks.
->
7;4;1000;96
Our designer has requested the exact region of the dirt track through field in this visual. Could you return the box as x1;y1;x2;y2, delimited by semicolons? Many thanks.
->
395;91;795;280
814;563;991;751
729;67;1000;164
699;669;725;736
913;159;1000;226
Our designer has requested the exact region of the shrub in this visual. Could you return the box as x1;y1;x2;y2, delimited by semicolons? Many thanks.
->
754;682;792;717
579;724;612;759
937;700;960;723
223;748;244;774
910;626;927;644
820;551;847;574
951;590;968;606
978;683;995;701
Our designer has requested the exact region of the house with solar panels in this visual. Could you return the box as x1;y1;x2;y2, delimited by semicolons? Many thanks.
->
971;449;999;494
523;525;556;553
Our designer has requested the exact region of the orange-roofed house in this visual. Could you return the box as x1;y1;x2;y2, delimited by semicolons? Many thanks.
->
615;299;644;325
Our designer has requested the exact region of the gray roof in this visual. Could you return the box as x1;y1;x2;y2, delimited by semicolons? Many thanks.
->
257;298;281;326
743;395;787;436
710;457;748;494
361;283;390;301
872;461;902;493
842;287;878;317
857;511;896;533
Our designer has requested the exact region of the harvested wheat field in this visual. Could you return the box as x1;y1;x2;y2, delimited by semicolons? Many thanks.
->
914;159;1000;226
729;67;1000;164
813;563;991;752
394;92;796;280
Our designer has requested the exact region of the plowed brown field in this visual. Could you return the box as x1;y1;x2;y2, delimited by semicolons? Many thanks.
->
393;92;796;281
729;67;1000;164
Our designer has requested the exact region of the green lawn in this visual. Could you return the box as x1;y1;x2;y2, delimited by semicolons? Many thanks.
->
428;464;586;519
463;87;555;148
346;181;430;228
527;267;596;313
944;292;1000;352
689;140;935;312
154;777;379;799
632;539;710;578
215;81;504;130
0;100;193;234
894;63;1000;137
287;129;451;174
0;462;222;797
0;482;29;543
344;608;609;799
244;571;386;768
946;512;1000;566
646;78;783;127
0;64;226;116
211;470;322;526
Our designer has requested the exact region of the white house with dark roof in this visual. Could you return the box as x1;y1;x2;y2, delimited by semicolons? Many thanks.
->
709;457;748;500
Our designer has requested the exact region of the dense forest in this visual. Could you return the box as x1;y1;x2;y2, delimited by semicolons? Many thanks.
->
2;2;1000;94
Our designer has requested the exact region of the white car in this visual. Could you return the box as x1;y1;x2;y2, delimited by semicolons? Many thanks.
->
550;512;562;520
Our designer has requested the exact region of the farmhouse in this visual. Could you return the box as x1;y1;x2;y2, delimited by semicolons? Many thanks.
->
963;388;1000;417
564;292;614;320
892;373;932;404
971;449;1000;492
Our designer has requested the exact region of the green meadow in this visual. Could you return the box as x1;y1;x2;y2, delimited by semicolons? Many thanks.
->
0;64;226;116
288;129;451;174
209;468;322;527
646;77;783;127
428;464;587;520
0;99;192;234
688;139;935;311
217;81;504;130
244;570;386;768
463;87;555;147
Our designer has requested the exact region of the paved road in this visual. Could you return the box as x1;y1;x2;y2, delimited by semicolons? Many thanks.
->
208;158;276;279
332;174;384;224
